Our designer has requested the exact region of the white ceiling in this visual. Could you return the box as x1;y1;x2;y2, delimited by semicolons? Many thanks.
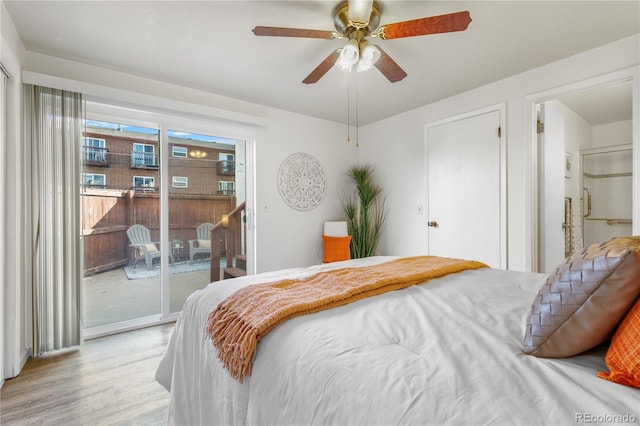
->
555;80;633;126
4;1;639;125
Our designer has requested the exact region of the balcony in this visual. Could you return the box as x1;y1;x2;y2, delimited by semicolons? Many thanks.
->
82;184;107;190
83;146;108;166
131;186;158;192
217;160;235;176
131;151;159;169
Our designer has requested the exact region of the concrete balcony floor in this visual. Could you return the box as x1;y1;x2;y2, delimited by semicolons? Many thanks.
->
83;261;211;329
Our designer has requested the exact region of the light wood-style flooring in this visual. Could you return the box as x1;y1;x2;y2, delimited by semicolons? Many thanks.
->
1;323;174;425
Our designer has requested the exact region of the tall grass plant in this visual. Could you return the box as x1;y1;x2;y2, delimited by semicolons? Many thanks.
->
343;165;387;259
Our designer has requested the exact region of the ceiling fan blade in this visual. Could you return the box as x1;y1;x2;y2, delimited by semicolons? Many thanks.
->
373;45;407;83
377;11;472;40
252;26;336;39
302;50;340;84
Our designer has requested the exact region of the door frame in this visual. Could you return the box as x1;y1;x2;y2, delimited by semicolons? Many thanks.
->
424;103;507;269
525;67;639;272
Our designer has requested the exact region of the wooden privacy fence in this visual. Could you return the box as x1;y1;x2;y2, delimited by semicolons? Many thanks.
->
82;188;234;276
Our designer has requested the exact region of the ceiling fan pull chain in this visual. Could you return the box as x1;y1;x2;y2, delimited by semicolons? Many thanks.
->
347;72;351;143
355;76;359;148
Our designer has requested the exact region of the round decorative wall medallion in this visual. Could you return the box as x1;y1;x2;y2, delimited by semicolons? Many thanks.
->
277;153;327;211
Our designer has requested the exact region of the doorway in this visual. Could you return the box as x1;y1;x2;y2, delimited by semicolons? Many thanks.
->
81;101;254;338
536;78;635;273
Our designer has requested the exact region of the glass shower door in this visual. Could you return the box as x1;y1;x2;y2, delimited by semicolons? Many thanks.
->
581;144;633;247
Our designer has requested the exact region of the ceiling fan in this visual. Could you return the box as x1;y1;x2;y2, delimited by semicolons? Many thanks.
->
252;0;472;84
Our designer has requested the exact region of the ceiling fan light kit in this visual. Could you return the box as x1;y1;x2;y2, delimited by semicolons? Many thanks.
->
335;39;380;72
252;0;472;84
355;41;381;72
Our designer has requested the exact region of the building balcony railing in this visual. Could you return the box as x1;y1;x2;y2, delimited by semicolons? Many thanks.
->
217;189;236;196
83;146;108;166
131;186;158;192
81;184;107;190
217;160;235;176
131;152;159;169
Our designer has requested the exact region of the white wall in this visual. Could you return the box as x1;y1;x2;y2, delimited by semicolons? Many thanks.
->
560;102;592;256
593;120;633;147
1;0;28;381
358;35;639;272
254;109;357;272
557;101;592;212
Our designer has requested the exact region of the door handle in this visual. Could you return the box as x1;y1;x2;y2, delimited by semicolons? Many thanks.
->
583;187;591;217
428;221;439;228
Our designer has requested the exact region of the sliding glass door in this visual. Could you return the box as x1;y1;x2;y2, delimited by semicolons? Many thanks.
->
81;101;251;338
81;120;163;332
166;129;243;314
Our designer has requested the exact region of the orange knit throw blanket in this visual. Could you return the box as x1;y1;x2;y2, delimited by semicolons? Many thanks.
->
206;256;488;382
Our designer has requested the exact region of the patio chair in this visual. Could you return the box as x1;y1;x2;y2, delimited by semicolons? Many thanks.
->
126;224;163;270
189;223;214;262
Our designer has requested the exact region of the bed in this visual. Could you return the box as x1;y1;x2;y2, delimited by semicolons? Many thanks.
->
156;247;640;425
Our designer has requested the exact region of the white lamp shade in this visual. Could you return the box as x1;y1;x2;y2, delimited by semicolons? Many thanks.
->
324;221;348;237
336;39;360;71
356;41;380;72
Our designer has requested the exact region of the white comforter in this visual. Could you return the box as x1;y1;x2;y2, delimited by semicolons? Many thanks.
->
156;256;640;425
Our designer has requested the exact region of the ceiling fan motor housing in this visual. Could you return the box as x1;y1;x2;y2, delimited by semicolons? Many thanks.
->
333;0;382;36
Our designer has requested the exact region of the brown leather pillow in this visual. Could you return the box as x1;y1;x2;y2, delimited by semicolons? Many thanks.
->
523;236;640;358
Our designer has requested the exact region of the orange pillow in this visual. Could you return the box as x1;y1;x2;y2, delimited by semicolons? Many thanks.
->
322;235;351;263
597;297;640;388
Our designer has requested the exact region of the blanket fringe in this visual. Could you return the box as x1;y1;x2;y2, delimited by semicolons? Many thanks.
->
207;306;258;382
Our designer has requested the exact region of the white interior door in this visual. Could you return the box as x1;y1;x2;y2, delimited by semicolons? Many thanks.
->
426;110;503;268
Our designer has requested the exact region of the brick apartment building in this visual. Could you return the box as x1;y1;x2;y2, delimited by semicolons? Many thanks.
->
80;124;240;274
82;125;236;196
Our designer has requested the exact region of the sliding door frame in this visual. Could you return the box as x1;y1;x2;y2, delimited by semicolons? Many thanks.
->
83;100;256;339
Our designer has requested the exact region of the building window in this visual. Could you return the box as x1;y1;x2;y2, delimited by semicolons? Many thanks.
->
172;176;188;188
172;146;187;158
83;137;106;163
82;173;106;187
219;152;234;162
133;176;155;191
131;143;157;168
218;180;235;195
217;152;235;175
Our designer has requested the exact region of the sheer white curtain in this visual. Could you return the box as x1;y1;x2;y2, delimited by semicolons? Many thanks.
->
27;85;83;355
